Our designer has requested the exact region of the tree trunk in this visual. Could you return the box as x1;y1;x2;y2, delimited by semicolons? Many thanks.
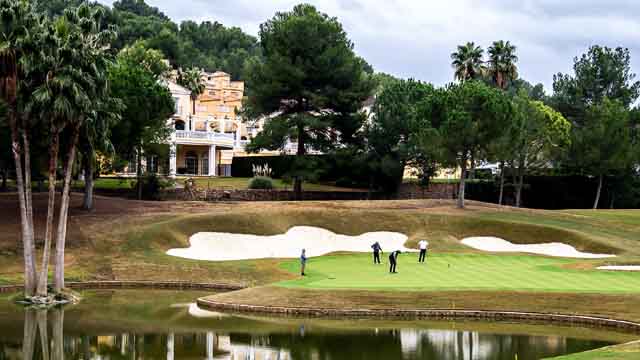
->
82;153;94;211
54;127;79;293
137;147;143;200
294;124;305;200
457;155;468;209
593;174;603;210
37;131;59;297
468;153;475;180
9;115;37;297
1;167;6;191
498;161;505;205
516;159;525;207
516;172;524;208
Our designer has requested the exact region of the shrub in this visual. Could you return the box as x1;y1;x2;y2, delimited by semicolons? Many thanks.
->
132;174;175;200
248;176;274;190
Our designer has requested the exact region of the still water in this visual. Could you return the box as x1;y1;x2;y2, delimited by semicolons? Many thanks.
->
0;290;632;360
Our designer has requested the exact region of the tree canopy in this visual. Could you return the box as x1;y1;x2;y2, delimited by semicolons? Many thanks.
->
243;4;374;196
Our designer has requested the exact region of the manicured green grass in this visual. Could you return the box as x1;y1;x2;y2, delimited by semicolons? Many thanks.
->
278;253;640;293
546;341;640;359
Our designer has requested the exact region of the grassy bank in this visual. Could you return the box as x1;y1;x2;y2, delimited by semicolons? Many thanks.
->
547;340;640;359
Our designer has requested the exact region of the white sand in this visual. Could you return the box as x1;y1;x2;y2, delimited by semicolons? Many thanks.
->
461;236;615;259
166;226;412;261
597;265;640;271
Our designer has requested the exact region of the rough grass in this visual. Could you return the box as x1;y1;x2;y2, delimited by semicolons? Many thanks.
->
277;253;640;293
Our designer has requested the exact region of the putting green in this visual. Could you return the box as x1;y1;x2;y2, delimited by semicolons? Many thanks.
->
278;253;640;294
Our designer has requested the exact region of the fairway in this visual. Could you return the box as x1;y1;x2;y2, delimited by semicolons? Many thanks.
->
278;253;640;294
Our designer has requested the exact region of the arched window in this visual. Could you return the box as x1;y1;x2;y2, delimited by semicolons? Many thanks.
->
175;120;185;131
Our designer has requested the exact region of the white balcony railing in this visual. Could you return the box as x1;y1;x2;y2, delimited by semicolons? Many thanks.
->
175;130;235;142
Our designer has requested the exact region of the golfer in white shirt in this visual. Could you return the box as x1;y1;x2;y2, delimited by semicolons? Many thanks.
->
418;239;428;263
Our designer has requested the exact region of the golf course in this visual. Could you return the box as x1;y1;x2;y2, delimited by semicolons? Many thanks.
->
2;194;640;358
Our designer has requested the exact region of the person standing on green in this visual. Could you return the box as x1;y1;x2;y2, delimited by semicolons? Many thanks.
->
300;249;307;276
418;239;429;263
371;241;383;264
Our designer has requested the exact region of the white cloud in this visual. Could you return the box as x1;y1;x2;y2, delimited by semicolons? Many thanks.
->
96;0;640;92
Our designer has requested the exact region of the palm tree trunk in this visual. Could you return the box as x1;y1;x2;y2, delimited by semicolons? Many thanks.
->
9;116;37;297
22;130;35;252
593;174;603;210
54;127;80;293
82;153;94;211
37;130;59;297
294;123;305;200
498;161;505;205
457;155;468;209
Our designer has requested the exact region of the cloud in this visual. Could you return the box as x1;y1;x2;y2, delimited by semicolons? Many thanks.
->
96;0;640;92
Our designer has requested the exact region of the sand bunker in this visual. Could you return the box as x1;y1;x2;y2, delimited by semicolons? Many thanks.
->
461;236;615;259
166;226;412;261
597;265;640;271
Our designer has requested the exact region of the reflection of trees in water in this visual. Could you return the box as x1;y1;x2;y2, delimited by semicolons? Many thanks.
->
7;311;612;360
21;307;64;360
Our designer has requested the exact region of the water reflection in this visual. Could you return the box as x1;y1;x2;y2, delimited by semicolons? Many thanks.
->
0;293;618;360
2;311;613;360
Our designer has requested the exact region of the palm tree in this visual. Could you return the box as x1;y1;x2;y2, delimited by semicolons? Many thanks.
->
178;67;206;116
0;0;39;297
487;40;518;89
51;4;115;293
451;42;485;82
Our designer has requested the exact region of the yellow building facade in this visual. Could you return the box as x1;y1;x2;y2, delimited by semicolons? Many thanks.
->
168;71;262;176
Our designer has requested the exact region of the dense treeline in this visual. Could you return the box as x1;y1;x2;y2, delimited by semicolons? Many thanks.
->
35;0;261;80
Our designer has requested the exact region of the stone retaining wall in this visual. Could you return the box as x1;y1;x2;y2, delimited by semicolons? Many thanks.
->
396;183;457;200
165;183;458;202
0;280;245;294
197;298;640;332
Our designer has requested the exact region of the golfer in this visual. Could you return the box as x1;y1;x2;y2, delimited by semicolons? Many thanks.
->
300;249;307;276
389;250;401;273
418;239;429;263
371;241;383;264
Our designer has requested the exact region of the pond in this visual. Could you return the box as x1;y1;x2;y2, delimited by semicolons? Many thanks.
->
0;290;634;360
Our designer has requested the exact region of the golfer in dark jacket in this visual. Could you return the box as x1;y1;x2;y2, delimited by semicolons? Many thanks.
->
371;242;383;264
300;249;307;276
389;250;401;273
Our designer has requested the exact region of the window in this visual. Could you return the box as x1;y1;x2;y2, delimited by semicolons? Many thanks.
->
175;120;185;131
173;97;180;114
185;151;198;175
201;154;209;176
218;105;230;113
147;155;158;174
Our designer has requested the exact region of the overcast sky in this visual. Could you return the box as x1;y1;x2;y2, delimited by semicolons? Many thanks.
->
96;0;640;94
